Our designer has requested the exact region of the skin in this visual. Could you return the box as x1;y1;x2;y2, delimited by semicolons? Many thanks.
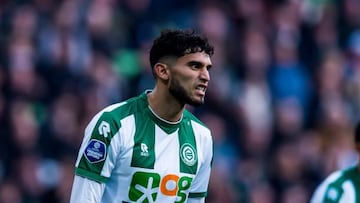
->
147;51;212;122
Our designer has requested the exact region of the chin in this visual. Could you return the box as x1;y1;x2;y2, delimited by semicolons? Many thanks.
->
187;98;204;107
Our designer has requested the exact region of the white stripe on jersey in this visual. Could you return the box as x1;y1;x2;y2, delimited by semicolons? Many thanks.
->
342;181;356;203
154;125;180;172
100;114;135;178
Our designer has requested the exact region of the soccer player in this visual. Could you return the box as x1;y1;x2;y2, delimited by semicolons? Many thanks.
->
310;121;360;203
69;29;214;203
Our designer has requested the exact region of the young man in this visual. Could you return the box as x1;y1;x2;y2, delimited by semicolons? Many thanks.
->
310;121;360;203
70;29;214;203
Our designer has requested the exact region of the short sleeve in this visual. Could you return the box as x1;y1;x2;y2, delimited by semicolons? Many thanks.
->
74;111;121;183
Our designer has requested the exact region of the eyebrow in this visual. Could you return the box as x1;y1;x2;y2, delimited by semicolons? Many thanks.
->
187;61;212;69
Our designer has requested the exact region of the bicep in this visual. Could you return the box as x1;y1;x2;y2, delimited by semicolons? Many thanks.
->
70;175;105;203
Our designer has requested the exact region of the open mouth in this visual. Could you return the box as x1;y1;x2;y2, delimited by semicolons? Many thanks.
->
195;85;207;95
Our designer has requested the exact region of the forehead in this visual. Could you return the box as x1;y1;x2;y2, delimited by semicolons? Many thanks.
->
177;51;212;64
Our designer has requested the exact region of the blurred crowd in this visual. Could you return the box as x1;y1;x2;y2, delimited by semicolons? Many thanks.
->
1;0;360;202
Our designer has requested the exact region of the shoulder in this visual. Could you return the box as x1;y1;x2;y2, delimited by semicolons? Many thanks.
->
184;110;212;146
311;168;355;203
84;94;147;135
315;170;343;191
183;110;209;130
96;94;147;121
184;109;211;138
325;170;346;183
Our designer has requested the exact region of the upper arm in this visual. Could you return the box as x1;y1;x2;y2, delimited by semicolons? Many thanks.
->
70;175;105;203
74;110;122;183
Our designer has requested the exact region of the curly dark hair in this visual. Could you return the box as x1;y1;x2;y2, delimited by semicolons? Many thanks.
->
149;29;214;69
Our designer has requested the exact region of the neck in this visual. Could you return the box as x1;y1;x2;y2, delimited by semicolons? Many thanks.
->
147;87;185;122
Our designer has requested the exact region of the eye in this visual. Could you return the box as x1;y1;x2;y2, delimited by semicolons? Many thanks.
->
188;61;202;69
192;64;201;69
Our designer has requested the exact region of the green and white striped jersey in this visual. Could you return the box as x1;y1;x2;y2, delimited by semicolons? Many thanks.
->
74;91;213;203
310;165;360;203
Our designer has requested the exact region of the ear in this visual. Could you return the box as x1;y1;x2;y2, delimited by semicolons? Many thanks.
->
153;62;170;80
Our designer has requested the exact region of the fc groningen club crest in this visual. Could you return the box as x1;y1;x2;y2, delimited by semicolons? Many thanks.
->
180;143;197;166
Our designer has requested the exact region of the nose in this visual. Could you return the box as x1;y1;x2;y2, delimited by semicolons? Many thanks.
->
200;68;210;82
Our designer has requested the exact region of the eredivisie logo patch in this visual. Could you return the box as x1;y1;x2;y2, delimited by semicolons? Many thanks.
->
84;139;106;163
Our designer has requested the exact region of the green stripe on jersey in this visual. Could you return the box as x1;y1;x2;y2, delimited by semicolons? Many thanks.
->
188;192;207;198
324;183;344;202
131;111;156;169
178;120;198;175
75;168;108;183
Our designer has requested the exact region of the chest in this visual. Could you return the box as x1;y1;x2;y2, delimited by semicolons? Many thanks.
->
117;118;200;176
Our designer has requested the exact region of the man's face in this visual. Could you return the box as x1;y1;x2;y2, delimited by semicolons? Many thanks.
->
168;51;212;106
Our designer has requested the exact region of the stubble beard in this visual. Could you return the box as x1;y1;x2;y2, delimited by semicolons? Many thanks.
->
169;78;204;107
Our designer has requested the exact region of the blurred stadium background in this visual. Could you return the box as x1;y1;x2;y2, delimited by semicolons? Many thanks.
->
1;0;360;202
